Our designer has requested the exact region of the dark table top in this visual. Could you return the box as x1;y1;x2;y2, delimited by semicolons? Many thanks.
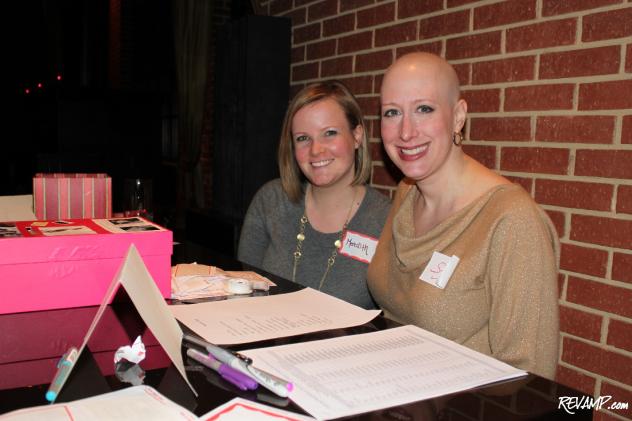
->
0;242;592;420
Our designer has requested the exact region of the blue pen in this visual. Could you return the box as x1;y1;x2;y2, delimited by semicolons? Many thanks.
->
46;347;79;403
186;347;258;391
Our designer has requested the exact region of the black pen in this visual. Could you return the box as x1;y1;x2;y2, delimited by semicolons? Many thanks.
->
183;334;252;365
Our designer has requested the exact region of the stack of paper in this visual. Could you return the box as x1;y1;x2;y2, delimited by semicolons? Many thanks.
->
170;288;381;345
241;325;528;420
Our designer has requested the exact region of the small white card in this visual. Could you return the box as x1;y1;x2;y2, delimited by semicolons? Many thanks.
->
339;230;378;264
419;251;460;289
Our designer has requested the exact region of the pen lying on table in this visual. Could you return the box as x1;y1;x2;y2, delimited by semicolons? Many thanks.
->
186;348;258;391
183;334;293;398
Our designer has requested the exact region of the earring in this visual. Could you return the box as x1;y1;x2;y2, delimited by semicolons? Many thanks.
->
452;132;463;146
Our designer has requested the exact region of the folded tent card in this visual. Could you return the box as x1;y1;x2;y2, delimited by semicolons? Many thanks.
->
42;244;198;402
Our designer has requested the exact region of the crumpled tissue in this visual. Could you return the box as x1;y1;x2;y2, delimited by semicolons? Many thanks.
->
114;335;146;364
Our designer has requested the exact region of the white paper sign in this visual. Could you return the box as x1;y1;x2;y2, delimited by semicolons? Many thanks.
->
419;251;460;289
339;230;378;263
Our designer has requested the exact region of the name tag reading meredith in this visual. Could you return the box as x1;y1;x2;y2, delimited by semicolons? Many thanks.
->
339;230;378;264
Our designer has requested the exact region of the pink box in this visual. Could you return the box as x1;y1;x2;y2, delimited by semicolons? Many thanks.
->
33;173;112;220
0;217;172;314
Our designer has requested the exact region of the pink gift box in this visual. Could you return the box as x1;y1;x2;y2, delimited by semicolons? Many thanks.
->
33;173;112;220
0;217;172;314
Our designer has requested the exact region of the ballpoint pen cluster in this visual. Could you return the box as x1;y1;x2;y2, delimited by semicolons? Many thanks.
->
182;334;293;398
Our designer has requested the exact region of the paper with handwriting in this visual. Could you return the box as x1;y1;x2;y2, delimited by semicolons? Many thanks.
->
169;288;380;345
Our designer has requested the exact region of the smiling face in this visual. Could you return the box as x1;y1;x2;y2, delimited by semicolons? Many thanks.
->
292;98;363;190
380;53;466;183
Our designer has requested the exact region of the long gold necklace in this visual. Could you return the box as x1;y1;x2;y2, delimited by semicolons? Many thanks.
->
292;187;358;291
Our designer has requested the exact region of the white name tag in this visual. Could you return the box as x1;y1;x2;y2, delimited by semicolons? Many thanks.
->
339;230;378;264
419;251;460;289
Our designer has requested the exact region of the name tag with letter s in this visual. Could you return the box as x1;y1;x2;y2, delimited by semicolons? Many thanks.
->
339;230;378;264
419;251;460;289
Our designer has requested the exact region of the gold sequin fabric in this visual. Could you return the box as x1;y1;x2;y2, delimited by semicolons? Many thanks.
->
368;181;560;380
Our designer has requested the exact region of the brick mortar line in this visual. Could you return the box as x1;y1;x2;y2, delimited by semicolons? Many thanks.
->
289;3;631;38
559;332;632;359
619;43;628;75
272;0;628;17
470;140;630;149
556;361;632;417
291;71;632;90
299;40;626;66
294;31;629;61
607;242;615;281
561;295;631;322
596;375;632;394
514;174;632;185
613;179;622;217
466;110;632;117
504;170;629;182
505;178;632;189
290;75;632;94
560;239;631;255
560;271;569;302
556;360;597;393
368;165;632;186
559;270;632;290
562;242;632;259
596;409;629;421
466;74;632;89
559;300;632;324
534;205;632;221
469;40;631;64
372;182;632;207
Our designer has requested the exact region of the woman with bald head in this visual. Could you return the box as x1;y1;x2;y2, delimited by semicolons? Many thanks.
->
368;52;559;379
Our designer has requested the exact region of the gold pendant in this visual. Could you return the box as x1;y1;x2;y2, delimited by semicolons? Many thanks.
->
334;239;341;248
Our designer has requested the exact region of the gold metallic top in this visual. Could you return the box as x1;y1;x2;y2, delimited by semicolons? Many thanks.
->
368;181;560;380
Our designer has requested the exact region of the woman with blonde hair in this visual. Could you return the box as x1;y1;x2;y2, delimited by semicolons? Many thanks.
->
238;80;390;309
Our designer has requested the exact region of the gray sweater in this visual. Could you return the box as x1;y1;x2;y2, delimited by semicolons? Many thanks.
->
238;179;391;309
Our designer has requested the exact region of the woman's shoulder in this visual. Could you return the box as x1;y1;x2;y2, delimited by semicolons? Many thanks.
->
488;183;539;213
364;185;392;210
247;178;298;216
246;179;303;224
484;184;556;236
257;178;283;194
353;186;392;233
252;178;289;203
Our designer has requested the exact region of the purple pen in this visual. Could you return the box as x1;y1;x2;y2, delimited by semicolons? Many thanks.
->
186;348;258;391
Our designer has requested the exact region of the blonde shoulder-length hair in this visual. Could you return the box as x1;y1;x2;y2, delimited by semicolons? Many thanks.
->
278;80;371;203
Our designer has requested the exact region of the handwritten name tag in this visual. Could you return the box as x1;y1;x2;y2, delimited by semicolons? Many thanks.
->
419;251;460;289
339;230;378;264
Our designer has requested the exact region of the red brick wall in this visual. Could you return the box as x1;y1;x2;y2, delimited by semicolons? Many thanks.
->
261;0;632;418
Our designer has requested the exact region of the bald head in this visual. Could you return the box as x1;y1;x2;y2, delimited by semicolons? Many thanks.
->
381;52;461;105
